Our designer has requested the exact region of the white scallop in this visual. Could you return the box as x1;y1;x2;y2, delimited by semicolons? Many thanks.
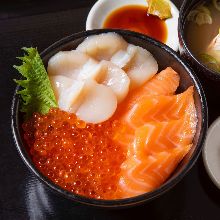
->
57;79;117;124
58;80;85;113
96;60;130;103
110;44;137;68
77;59;103;81
47;50;98;79
124;45;158;89
76;33;128;61
76;80;117;123
49;75;73;100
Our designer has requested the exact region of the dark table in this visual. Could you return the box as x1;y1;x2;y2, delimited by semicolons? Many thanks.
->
1;0;220;219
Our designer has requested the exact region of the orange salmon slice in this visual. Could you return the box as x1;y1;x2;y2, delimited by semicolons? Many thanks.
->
115;67;180;117
121;86;194;130
113;87;196;149
117;145;191;198
132;116;196;157
111;67;197;199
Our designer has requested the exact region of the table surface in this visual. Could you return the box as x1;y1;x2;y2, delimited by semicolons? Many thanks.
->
1;0;220;219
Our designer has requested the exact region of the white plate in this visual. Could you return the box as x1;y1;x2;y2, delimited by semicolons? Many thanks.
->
86;0;179;51
203;116;220;189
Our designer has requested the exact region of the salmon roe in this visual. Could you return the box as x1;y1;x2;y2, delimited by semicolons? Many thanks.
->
22;108;126;199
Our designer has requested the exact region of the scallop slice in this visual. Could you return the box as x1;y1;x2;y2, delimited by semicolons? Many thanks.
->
124;45;158;89
76;33;128;61
96;61;130;103
58;79;117;124
76;80;117;123
47;50;99;79
58;80;85;113
77;59;103;81
49;75;73;100
110;44;137;68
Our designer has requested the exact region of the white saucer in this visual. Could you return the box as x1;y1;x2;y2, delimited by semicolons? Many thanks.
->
203;116;220;189
86;0;179;51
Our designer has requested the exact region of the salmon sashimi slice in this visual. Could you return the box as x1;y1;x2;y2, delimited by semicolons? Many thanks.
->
113;124;135;148
114;67;180;120
111;69;197;198
115;87;197;198
117;145;191;198
137;67;180;96
112;67;181;146
113;86;196;149
121;87;194;130
132;116;196;157
128;67;180;100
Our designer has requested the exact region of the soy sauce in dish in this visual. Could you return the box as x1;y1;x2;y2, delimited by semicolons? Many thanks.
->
103;5;167;43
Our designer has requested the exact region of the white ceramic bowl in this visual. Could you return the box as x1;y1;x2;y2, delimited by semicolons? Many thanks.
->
86;0;179;51
203;117;220;190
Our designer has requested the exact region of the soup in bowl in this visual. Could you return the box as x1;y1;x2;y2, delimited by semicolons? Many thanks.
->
179;0;220;80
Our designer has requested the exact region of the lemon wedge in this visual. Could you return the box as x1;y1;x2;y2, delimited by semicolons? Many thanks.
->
147;0;172;20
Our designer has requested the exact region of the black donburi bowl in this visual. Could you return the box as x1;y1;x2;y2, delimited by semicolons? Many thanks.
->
11;29;208;208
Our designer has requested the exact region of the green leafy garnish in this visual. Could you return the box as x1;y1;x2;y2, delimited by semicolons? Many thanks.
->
14;47;58;119
198;53;220;72
187;5;212;25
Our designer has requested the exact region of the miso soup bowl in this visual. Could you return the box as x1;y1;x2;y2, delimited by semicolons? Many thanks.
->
178;0;220;81
11;29;208;208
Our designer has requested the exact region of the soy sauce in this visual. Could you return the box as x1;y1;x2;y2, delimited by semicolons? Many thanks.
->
103;5;167;43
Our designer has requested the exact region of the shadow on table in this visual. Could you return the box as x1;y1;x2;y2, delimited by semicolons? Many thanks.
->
24;175;187;220
198;156;220;209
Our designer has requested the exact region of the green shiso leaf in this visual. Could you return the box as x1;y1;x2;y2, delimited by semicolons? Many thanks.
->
14;47;58;119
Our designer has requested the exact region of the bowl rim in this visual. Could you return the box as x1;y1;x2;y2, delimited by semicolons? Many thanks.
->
85;0;180;51
11;29;208;208
178;0;220;80
202;116;220;190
